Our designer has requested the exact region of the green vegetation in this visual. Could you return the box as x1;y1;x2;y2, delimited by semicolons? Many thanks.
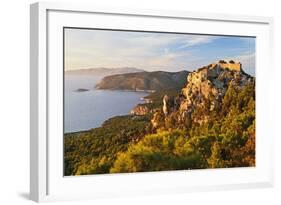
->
64;76;255;175
64;115;152;175
110;129;206;173
111;82;255;173
141;88;182;110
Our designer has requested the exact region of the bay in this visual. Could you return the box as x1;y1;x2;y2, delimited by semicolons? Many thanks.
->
64;74;147;133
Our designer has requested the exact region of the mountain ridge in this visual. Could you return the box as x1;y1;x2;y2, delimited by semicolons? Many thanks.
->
95;70;190;92
65;67;144;76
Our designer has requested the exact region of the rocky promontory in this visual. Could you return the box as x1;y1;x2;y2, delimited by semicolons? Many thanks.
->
151;60;255;129
95;70;189;91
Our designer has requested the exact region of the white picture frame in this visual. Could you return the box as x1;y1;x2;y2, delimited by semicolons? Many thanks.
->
30;2;274;202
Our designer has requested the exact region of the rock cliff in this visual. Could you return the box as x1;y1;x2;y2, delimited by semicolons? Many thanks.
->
152;60;254;129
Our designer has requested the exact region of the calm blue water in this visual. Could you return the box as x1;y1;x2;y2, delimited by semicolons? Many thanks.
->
64;74;147;133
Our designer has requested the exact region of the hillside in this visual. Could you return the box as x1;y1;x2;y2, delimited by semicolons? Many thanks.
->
64;60;255;175
95;70;189;91
152;60;254;129
65;67;144;76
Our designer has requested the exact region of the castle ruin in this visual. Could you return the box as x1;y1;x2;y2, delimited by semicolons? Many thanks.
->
217;60;241;72
187;60;242;83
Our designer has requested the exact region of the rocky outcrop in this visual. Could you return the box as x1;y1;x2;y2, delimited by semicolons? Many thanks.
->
162;94;183;116
130;104;150;115
151;60;254;129
162;95;169;116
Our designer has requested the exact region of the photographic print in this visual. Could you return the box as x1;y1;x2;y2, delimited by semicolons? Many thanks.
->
63;28;255;176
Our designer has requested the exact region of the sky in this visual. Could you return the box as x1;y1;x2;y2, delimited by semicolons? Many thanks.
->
64;28;255;76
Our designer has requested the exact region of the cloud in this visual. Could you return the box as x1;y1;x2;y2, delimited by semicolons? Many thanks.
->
178;36;217;49
65;30;195;71
65;29;255;73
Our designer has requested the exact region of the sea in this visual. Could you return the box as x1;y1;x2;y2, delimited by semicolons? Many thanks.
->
64;74;147;133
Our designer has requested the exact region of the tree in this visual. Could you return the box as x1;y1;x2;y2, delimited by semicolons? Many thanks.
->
110;129;206;173
207;142;226;168
219;60;226;64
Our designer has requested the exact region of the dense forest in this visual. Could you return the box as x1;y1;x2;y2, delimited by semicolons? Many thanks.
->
64;62;255;176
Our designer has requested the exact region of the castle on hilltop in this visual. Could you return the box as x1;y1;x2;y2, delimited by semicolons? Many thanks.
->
188;60;242;84
198;60;242;72
216;60;241;71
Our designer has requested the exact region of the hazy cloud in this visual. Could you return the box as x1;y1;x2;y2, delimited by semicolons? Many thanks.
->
65;29;255;74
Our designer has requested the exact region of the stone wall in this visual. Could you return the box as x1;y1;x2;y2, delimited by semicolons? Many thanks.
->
218;62;241;71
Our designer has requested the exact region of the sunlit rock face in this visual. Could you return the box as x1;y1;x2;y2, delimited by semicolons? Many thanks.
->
130;104;150;115
151;60;254;129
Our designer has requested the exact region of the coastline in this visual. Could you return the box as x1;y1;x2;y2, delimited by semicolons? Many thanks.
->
95;88;155;93
65;87;149;134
